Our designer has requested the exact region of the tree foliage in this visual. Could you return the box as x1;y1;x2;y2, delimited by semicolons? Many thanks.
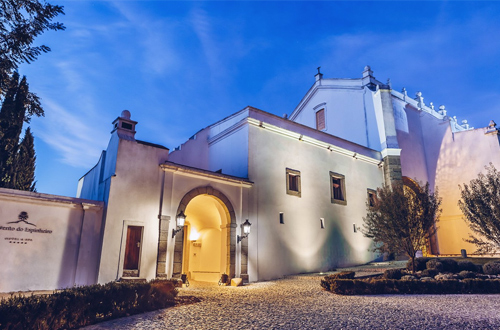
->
0;0;65;93
0;72;40;190
458;164;500;254
361;181;441;273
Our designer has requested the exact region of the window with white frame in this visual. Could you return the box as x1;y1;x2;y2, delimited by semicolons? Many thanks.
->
286;168;301;197
330;172;346;205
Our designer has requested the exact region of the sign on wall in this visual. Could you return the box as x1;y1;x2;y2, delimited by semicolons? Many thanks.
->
1;211;53;245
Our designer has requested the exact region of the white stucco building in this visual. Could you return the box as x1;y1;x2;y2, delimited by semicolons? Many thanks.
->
2;66;499;291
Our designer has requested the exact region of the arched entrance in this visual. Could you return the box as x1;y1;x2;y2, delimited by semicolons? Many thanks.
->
172;187;236;282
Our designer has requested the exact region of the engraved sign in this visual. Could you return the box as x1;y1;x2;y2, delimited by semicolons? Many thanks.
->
1;212;53;245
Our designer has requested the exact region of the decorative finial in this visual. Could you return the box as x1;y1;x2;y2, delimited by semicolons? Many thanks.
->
386;78;391;88
402;87;407;96
438;105;447;117
429;102;434;110
489;120;497;128
121;110;131;120
317;66;321;75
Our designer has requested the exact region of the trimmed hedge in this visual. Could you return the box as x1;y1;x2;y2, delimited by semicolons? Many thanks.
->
325;278;500;295
406;257;431;272
320;272;355;291
383;269;405;280
0;280;178;330
483;261;500;275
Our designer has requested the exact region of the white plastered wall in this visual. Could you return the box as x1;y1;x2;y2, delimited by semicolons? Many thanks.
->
247;124;384;281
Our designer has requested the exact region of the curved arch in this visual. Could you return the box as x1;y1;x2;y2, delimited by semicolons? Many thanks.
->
172;186;237;280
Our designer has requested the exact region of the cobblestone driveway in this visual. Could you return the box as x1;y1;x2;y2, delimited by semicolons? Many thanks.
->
83;275;500;330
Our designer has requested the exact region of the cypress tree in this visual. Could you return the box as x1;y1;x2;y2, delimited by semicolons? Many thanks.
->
0;72;42;189
14;127;36;191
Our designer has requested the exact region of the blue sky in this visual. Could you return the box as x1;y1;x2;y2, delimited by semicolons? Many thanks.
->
17;0;500;197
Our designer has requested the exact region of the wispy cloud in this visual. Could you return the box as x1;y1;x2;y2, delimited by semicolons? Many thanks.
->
33;98;108;168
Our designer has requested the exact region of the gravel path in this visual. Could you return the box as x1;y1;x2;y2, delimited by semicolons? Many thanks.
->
82;273;500;330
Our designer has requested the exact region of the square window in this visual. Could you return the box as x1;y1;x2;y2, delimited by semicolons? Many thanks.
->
330;172;346;205
367;189;377;208
286;168;301;197
316;109;325;131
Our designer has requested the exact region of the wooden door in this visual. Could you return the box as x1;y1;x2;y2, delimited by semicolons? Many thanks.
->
124;226;142;271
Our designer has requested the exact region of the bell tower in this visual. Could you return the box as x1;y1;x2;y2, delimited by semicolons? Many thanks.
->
111;110;137;140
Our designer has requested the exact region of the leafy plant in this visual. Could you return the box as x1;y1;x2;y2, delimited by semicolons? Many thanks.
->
459;164;500;254
483;261;500;275
362;181;441;273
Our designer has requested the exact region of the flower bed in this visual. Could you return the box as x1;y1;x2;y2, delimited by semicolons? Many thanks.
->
0;279;178;330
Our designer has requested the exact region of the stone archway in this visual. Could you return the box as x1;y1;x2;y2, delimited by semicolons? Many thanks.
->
172;186;237;281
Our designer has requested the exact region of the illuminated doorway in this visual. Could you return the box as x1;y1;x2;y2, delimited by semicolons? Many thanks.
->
172;187;238;283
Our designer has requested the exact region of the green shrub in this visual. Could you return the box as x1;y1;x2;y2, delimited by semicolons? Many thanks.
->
406;257;431;272
321;272;355;291
324;278;500;295
457;260;477;272
439;259;458;273
421;269;438;278
483;261;500;275
0;280;178;330
458;271;476;279
426;259;443;271
383;268;405;280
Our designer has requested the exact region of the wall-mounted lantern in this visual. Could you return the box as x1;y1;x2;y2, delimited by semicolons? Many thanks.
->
237;219;252;243
172;210;186;238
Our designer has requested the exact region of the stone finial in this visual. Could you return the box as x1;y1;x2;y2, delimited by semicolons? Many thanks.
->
386;78;391;88
362;65;373;78
461;120;469;130
453;116;457;122
429;102;434;110
121;110;131;119
402;87;407;97
486;120;499;134
438;105;447;116
415;91;424;108
315;66;323;82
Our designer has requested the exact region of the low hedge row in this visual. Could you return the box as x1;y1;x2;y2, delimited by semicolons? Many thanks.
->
0;279;178;330
325;278;500;295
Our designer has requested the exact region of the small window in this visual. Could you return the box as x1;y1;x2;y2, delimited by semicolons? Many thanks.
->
330;172;346;205
280;212;284;224
122;122;133;130
320;218;325;229
353;224;357;233
367;189;377;208
316;109;325;131
286;168;301;197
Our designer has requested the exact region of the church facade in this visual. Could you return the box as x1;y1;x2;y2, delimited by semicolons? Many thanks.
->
2;67;499;291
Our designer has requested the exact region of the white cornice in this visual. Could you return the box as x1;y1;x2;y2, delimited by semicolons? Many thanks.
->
247;118;381;165
161;163;253;188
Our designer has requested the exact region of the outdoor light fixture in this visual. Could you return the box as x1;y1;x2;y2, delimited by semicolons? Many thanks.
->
172;210;186;238
237;219;252;243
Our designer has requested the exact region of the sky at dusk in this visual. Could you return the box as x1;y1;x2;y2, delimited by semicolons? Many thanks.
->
17;0;500;197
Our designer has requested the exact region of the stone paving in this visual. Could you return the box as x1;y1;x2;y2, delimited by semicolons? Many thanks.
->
83;267;500;330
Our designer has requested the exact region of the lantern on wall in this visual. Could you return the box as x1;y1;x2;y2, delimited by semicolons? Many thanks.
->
237;219;252;243
172;210;186;238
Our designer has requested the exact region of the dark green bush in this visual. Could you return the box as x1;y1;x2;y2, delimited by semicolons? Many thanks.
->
0;279;178;330
426;259;443;271
321;272;355;291
406;257;431;272
457;260;477;272
383;268;405;280
458;271;476;279
483;261;500;275
439;259;458;273
325;278;500;295
421;269;438;278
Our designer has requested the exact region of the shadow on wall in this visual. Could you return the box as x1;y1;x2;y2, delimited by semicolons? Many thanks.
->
57;208;83;289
